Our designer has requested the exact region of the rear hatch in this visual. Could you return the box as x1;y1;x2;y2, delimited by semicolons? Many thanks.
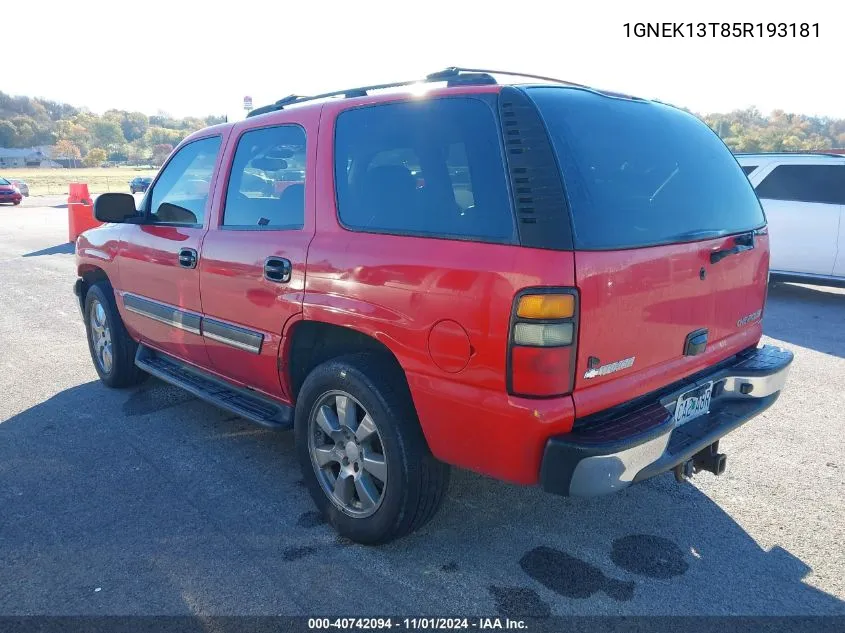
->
526;87;769;416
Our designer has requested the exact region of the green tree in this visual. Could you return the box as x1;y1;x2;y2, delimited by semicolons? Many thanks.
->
145;126;185;147
10;116;37;147
83;147;108;167
91;119;125;148
0;120;15;146
120;112;149;142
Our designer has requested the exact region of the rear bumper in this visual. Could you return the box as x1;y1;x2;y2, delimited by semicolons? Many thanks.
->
540;345;793;497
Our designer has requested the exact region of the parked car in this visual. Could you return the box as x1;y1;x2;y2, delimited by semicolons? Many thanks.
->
75;68;793;544
129;177;153;194
737;153;845;286
0;177;22;205
10;179;29;197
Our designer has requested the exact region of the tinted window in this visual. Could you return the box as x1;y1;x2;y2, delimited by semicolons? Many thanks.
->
528;88;765;249
334;98;515;242
755;164;845;205
149;136;221;225
0;178;9;185
741;165;758;176
223;125;306;228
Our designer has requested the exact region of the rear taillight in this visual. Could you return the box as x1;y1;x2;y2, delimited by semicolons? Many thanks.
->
507;288;578;397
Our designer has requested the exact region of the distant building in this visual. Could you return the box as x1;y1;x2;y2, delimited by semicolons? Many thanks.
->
0;147;62;168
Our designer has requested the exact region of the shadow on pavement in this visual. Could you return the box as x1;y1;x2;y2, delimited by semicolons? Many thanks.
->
0;379;842;616
764;282;845;358
22;243;75;257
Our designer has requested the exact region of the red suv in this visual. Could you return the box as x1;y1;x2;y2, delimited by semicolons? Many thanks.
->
75;68;793;544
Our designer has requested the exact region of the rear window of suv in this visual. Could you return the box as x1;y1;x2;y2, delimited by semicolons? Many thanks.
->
527;87;765;249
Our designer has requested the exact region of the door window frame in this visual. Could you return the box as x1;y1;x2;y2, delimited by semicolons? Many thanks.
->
141;134;224;229
219;122;308;232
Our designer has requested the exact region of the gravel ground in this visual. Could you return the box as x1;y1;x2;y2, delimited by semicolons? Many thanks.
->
0;199;843;616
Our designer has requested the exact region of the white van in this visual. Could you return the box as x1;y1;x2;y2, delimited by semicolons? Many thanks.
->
736;153;845;286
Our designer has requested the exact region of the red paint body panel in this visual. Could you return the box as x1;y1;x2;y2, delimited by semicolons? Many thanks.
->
76;223;123;286
408;372;576;484
198;106;319;401
304;101;577;482
112;129;232;370
573;235;768;416
117;224;211;368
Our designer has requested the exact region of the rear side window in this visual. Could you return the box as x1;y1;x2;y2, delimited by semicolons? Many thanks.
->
223;125;306;229
741;165;758;176
334;98;515;243
528;88;765;249
754;164;845;205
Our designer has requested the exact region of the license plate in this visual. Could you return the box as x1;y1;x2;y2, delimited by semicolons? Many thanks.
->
673;382;714;426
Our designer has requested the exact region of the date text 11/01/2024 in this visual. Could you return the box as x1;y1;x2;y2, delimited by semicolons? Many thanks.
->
624;22;819;38
308;618;527;630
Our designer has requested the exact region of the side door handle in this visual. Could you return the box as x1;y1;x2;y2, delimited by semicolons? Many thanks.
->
264;257;292;283
178;248;198;269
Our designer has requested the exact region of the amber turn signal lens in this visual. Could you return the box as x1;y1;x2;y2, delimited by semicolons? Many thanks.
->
516;294;575;319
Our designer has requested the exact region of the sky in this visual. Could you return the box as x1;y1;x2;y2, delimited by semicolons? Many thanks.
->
5;0;841;121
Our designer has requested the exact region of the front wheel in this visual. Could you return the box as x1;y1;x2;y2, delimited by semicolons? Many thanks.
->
84;281;147;388
295;354;450;544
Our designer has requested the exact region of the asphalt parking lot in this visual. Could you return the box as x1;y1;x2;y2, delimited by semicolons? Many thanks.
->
0;199;843;617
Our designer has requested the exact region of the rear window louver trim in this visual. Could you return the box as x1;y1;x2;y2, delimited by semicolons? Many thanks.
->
498;87;574;250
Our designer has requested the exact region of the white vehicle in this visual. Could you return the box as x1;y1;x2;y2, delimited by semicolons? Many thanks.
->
736;153;845;287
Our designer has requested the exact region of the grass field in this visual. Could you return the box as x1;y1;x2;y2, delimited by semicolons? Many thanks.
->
1;167;159;197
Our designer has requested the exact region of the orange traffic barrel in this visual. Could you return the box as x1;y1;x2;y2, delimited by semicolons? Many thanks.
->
67;183;101;243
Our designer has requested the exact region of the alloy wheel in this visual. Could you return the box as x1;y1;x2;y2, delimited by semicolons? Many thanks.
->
89;299;113;374
308;391;388;518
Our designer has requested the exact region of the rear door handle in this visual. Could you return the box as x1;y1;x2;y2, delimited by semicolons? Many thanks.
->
264;257;292;283
710;232;755;264
178;248;198;269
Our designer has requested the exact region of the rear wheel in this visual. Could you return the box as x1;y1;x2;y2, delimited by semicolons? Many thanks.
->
84;281;147;388
295;354;450;544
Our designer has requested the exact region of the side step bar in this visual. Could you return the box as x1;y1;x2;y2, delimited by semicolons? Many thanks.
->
135;344;293;429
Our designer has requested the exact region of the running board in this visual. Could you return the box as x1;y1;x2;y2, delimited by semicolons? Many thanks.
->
135;344;293;429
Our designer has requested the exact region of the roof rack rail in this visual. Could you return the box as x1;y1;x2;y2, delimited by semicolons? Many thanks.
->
430;67;590;89
246;67;587;118
734;151;844;158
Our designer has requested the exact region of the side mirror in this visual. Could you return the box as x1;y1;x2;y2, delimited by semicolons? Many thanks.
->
94;193;139;223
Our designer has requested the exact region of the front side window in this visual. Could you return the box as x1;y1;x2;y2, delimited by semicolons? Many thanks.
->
334;98;515;243
754;164;845;205
148;136;221;225
223;125;307;228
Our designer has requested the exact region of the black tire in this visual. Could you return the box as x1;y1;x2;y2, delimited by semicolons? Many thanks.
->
294;353;450;544
83;281;147;388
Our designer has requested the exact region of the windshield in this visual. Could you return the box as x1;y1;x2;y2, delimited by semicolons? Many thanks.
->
527;87;765;249
0;178;10;185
